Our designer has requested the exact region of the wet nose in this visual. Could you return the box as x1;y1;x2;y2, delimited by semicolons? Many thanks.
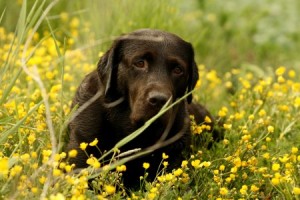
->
147;91;169;107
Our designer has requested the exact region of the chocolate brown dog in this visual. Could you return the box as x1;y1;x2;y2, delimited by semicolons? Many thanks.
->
66;29;216;187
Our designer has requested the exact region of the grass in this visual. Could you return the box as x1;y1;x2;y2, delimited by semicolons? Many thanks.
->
0;0;300;199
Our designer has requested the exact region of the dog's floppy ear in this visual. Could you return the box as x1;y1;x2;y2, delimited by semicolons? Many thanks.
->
97;39;123;101
187;60;199;104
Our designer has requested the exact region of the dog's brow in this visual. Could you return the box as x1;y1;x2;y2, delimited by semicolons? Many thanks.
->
167;56;186;67
120;35;164;42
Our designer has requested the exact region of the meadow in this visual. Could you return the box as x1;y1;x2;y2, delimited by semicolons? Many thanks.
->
0;0;300;199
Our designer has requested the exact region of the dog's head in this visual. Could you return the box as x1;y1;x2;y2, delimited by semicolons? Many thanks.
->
98;29;199;125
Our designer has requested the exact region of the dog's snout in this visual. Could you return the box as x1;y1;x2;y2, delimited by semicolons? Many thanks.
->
147;91;169;107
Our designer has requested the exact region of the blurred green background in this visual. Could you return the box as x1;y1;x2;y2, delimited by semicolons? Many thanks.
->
1;0;300;72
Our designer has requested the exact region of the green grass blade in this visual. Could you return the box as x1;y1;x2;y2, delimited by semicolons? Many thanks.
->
0;101;42;144
0;7;6;23
0;68;22;105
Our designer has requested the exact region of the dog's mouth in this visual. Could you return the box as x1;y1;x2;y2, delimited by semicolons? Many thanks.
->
129;99;172;128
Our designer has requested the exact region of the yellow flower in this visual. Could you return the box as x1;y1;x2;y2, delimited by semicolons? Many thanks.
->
27;133;36;145
0;157;9;175
39;176;46;184
263;153;270;159
291;147;298;154
294;97;300;108
223;139;229;145
288;70;296;78
204;116;212;123
251;185;259;192
277;76;285;83
162;153;169;159
86;157;101;168
80;142;88;151
219;165;225;171
271;177;280;185
181;160;188;168
143;162;150;170
240;185;248;195
116;165;127;172
10;165;23;177
218;107;228;117
60;12;69;22
293;187;300;195
68;149;78;158
147;192;156;200
70;17;80;29
230;166;238;173
53;169;62;177
275;66;286;76
191;159;201;169
272;163;280;171
258;109;266;117
223;124;232;130
279;155;289;163
64;165;73;173
163;161;168;167
174;168;183;177
266;137;271;142
267;125;274;133
89;138;98;146
202;161;211;168
50;193;65;200
233;157;242;167
104;185;116;195
219;187;229;195
31;187;38;193
59;152;67;159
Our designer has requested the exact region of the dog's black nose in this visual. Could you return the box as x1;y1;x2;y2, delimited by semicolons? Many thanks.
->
147;91;169;107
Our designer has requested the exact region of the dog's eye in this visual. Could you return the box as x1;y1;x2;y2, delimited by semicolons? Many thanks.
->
134;60;146;68
172;66;183;75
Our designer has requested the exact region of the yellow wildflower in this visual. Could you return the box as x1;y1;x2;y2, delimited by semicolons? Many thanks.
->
143;162;150;170
219;165;225;171
104;185;116;195
271;177;280;185
80;142;88;151
68;149;78;158
267;125;274;133
86;157;100;168
89;138;99;146
272;163;280;171
174;168;183;177
202;161;211;168
116;165;127;172
204;116;212;123
50;193;65;200
181;160;188;168
0;157;9;175
251;185;259;192
162;153;169;159
53;169;62;177
275;66;286;76
223;124;232;130
240;185;248;195
292;147;298;154
293;187;300;195
163;161;168;167
191;159;201;169
220;187;229;195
